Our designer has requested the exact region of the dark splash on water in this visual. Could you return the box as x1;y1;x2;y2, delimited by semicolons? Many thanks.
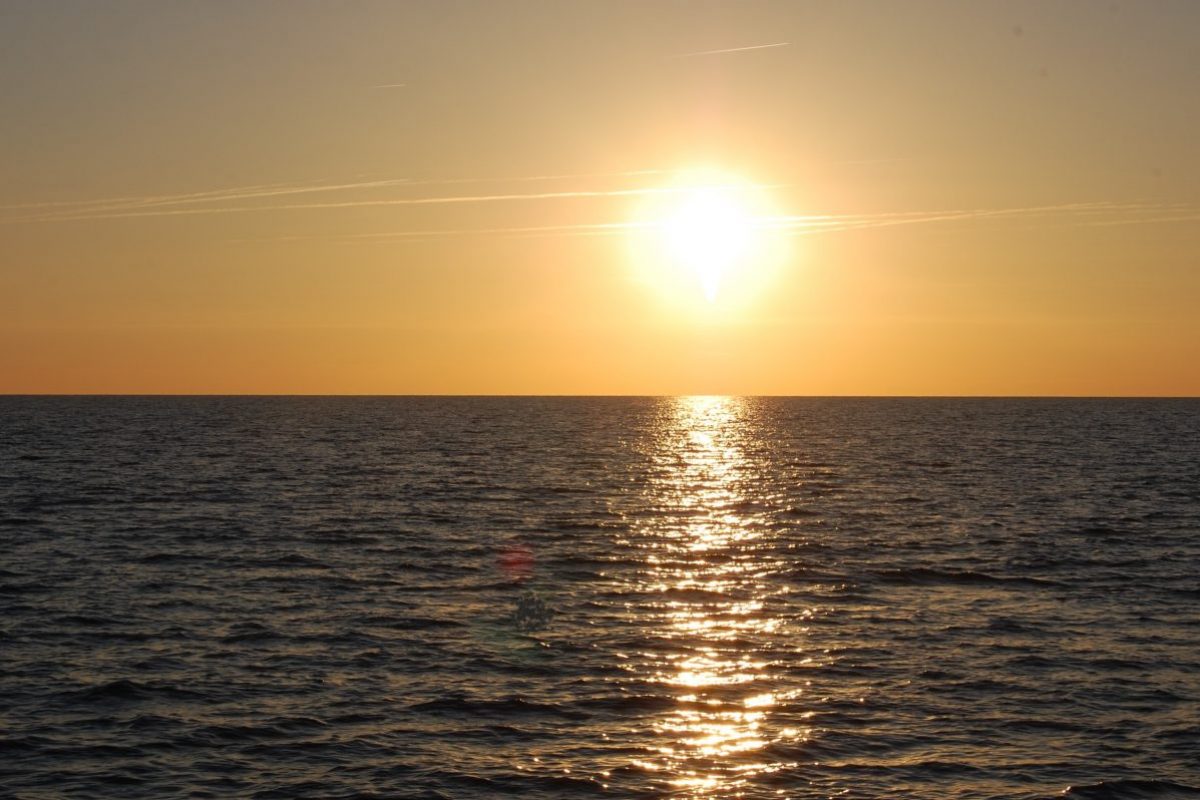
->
1;396;1198;799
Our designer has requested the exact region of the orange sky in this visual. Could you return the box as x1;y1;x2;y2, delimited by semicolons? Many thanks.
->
2;1;1198;395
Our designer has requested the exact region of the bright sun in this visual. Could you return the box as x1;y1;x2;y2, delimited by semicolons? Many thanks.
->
661;186;755;301
629;169;784;309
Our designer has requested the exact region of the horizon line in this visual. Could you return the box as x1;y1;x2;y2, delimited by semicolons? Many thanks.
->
2;393;1196;400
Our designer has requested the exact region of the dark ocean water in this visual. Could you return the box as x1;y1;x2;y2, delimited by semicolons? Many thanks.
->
2;397;1199;799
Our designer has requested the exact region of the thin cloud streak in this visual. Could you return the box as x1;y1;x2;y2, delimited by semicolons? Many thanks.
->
373;83;407;89
5;170;675;224
11;175;1191;238
669;42;790;58
768;202;1185;236
1070;207;1200;227
329;202;1192;245
0;181;298;215
17;186;703;224
226;222;648;246
420;169;670;187
348;221;647;241
13;180;414;223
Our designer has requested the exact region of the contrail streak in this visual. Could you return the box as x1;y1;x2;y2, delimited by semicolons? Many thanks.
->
12;179;415;223
670;42;790;58
347;221;648;240
5;170;675;224
419;169;670;187
765;202;1173;235
0;181;299;214
227;222;652;245
311;203;1174;246
15;186;706;224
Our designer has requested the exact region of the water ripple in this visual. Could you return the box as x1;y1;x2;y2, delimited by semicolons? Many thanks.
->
1;396;1198;798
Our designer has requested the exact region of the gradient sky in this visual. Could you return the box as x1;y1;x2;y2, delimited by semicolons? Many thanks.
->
3;0;1198;395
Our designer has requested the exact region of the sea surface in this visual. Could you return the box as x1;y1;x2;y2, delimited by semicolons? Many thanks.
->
2;397;1199;799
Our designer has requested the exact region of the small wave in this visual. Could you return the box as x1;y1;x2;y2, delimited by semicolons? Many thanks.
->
188;716;329;744
0;734;54;753
718;499;771;513
1154;725;1200;742
59;678;206;705
136;552;210;564
1069;525;1124;538
1000;717;1089;733
66;678;152;703
414;768;606;795
781;506;822;518
658;586;735;602
246;553;333;569
377;616;463;630
220;622;285;643
126;713;179;731
50;613;123;627
0;581;49;595
410;694;590;720
987;617;1031;632
871;567;1061;588
1060;780;1200;799
351;647;389;665
574;694;676;713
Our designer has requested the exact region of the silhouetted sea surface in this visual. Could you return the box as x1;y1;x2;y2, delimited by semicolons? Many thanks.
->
2;397;1199;800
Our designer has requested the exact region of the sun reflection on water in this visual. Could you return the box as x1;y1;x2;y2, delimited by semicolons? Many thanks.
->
629;396;808;796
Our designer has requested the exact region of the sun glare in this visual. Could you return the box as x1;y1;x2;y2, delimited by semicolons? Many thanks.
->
662;187;755;302
629;169;786;312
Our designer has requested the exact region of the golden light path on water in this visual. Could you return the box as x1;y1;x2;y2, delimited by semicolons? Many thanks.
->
627;396;811;796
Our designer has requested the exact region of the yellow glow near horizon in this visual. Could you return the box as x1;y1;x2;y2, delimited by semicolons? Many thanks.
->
5;3;1200;396
629;170;788;314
